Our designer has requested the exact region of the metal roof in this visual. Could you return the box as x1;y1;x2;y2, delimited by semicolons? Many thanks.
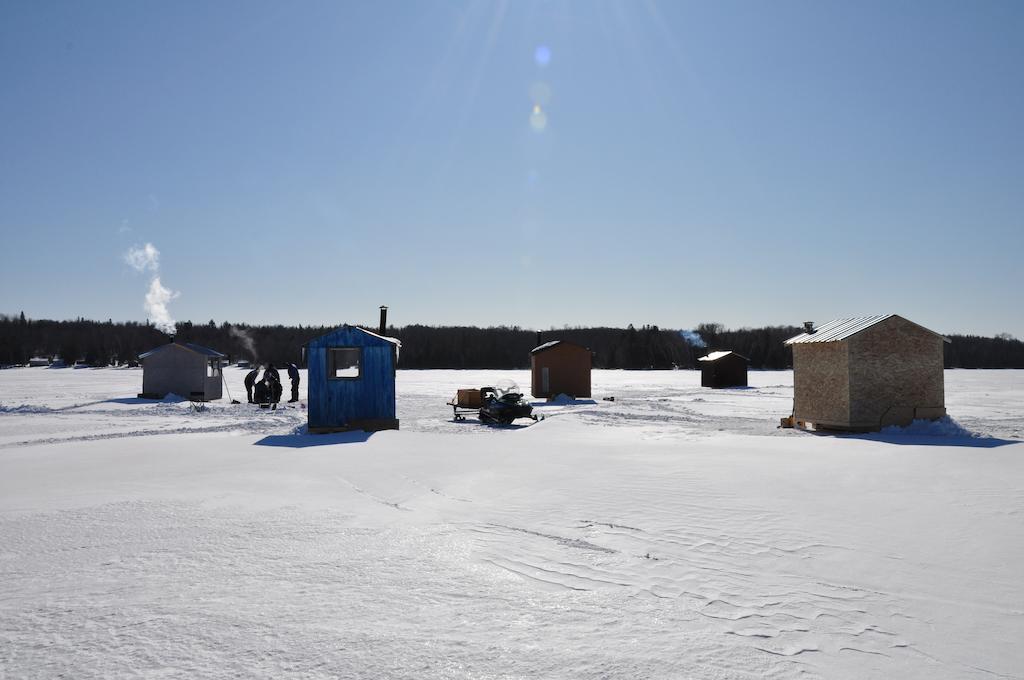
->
698;350;749;362
184;343;227;357
306;324;401;348
139;342;226;359
353;326;401;347
530;340;589;354
784;315;949;345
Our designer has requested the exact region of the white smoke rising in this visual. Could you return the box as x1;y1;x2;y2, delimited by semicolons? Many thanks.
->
145;277;180;334
229;327;257;360
124;243;178;334
680;330;706;348
124;243;160;272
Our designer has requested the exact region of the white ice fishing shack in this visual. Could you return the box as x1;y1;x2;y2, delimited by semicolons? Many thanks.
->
137;340;226;401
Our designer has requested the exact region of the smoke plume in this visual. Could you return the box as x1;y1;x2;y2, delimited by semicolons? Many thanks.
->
229;327;258;360
125;243;179;334
145;277;180;335
679;330;706;348
124;243;160;272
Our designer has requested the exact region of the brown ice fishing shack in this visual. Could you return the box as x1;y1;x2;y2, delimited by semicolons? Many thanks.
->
698;351;749;388
784;314;949;431
530;340;592;400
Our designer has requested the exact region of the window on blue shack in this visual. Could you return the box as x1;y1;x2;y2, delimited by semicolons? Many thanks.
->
329;347;361;379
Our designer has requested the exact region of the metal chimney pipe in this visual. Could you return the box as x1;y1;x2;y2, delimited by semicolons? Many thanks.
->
379;306;388;335
803;321;815;334
536;331;542;347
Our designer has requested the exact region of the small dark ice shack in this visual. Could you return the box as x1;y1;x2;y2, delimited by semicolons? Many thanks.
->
698;351;749;388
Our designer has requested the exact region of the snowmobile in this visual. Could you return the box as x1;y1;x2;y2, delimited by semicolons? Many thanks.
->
478;382;536;425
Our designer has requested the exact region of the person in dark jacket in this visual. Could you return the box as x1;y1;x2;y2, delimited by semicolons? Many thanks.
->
268;373;282;405
264;363;282;405
244;368;260;403
287;363;300;403
253;378;270;405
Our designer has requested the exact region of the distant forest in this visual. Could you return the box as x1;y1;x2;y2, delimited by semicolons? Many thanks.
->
1;313;1023;370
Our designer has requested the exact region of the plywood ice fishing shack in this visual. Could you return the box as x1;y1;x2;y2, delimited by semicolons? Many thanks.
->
138;341;225;401
698;351;749;388
784;314;949;431
530;340;592;399
306;324;400;433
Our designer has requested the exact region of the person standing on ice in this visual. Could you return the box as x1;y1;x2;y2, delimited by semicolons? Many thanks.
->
268;372;282;405
287;362;300;403
264;363;279;384
244;368;259;403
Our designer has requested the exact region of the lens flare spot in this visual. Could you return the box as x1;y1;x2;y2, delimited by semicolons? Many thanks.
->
530;105;547;132
534;45;551;67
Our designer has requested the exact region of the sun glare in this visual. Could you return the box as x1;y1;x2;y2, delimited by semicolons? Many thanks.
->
530;104;547;132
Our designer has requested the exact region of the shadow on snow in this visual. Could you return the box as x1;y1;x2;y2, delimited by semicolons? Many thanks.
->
835;432;1019;449
254;426;374;448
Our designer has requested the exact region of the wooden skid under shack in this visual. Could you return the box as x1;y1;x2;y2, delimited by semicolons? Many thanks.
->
308;418;400;434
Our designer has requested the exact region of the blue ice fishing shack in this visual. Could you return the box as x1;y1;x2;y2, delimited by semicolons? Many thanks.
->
306;322;400;433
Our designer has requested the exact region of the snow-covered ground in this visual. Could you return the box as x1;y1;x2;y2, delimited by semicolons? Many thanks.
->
1;367;1022;678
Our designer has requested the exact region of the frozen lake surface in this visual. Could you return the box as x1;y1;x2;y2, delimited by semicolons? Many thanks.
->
1;367;1022;678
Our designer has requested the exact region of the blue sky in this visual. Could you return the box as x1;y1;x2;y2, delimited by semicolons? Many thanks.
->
2;1;1022;337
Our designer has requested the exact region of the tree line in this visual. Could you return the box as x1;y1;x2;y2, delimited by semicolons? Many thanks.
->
1;313;1022;369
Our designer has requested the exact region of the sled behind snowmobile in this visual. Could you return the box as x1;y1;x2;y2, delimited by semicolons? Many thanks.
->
447;382;538;425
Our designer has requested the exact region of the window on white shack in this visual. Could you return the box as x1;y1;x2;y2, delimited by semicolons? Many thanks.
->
329;347;361;379
207;360;221;378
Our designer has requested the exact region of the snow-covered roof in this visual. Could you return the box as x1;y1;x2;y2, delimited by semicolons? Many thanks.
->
139;342;226;359
698;351;748;362
354;326;401;347
784;315;950;345
530;340;589;354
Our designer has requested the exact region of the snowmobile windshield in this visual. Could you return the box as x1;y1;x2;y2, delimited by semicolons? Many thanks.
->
493;380;521;398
